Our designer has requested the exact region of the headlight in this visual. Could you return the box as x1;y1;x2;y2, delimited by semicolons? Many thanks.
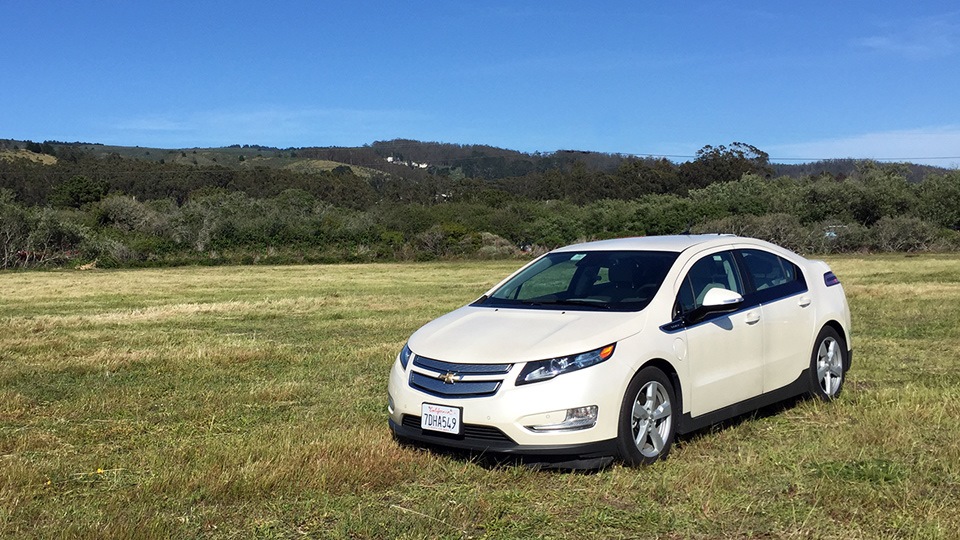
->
398;343;413;369
516;344;616;385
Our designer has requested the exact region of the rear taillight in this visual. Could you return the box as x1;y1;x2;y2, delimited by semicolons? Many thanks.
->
824;271;840;287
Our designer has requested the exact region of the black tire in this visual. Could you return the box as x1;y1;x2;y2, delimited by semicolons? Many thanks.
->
617;366;678;466
809;326;847;401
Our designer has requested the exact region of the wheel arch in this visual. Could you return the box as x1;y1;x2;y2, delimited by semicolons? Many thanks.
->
636;357;683;418
821;319;851;370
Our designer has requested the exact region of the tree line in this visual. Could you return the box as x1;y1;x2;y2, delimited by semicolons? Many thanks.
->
1;140;958;269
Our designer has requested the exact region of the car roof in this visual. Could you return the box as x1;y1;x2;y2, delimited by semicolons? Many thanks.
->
552;234;740;254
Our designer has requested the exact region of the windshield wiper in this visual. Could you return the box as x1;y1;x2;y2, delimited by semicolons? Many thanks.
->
521;299;612;310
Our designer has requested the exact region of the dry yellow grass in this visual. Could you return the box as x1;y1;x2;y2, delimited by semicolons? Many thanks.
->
0;149;58;165
1;255;958;538
282;159;375;178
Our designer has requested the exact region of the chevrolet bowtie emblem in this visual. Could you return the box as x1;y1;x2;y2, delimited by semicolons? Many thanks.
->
440;371;461;384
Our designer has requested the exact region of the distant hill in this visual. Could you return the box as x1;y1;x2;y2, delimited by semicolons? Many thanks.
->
773;159;948;183
1;137;952;184
0;140;384;177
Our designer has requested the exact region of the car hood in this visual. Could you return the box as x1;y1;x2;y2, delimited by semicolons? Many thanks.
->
408;306;646;364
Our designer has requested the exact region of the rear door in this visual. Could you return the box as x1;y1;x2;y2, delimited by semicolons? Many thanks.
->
736;249;815;392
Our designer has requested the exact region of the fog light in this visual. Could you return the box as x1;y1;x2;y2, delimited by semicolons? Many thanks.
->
387;394;395;415
527;406;599;432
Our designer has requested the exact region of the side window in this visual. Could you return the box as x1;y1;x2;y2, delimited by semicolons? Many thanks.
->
739;249;801;292
675;251;743;315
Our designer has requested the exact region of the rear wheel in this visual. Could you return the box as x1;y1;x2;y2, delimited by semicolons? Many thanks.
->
617;367;677;466
810;326;846;400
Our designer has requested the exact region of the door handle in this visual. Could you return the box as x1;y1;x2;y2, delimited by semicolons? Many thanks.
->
798;296;812;308
745;310;761;324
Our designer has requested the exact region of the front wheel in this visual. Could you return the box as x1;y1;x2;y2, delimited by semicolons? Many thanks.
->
617;367;677;466
809;326;847;400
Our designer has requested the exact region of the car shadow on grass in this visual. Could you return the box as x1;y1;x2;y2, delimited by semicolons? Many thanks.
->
393;394;812;473
676;394;809;449
391;436;614;473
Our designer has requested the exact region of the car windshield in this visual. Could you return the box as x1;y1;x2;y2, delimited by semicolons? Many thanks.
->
476;250;679;312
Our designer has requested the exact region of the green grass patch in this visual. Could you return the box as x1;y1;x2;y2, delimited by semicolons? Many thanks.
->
2;255;959;538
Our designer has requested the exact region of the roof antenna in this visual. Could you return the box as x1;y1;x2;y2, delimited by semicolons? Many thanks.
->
680;221;693;235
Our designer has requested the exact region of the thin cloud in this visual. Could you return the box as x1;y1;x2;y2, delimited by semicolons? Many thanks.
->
765;126;960;167
107;107;429;147
854;14;960;59
112;116;193;133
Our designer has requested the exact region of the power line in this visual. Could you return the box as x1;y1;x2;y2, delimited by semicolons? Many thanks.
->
336;140;960;164
768;156;960;162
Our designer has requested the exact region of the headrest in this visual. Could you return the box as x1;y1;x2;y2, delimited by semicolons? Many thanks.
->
609;260;635;283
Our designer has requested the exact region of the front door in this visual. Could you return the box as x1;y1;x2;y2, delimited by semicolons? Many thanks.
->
676;250;764;418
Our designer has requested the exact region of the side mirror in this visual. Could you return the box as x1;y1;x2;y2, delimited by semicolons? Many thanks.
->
701;287;744;309
685;287;744;324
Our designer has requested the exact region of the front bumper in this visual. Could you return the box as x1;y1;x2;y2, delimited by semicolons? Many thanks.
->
388;416;619;464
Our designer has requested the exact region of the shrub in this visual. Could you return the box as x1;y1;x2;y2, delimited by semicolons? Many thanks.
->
805;222;869;254
687;174;798;219
693;213;807;252
869;216;942;252
472;232;518;259
0;195;32;268
50;175;108;208
94;194;172;236
25;208;89;265
917;172;960;229
633;195;698;236
79;236;136;267
522;202;585;248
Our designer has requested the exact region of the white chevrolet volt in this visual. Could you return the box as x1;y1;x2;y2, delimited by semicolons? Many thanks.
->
387;235;852;466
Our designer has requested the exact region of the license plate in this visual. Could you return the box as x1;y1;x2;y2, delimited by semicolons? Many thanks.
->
421;403;462;435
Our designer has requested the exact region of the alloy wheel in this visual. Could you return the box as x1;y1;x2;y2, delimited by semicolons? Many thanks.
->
631;380;673;458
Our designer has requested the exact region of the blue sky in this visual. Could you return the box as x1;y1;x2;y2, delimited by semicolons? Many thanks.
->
4;1;960;165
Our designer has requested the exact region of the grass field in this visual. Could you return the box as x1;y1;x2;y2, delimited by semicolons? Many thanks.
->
1;255;959;539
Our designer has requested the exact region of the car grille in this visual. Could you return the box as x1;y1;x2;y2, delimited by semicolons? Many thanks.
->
401;415;513;443
409;356;512;399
